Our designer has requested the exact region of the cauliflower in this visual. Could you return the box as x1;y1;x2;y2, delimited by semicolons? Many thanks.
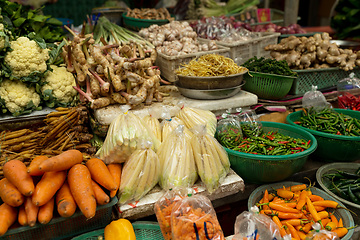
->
0;24;5;50
41;65;77;104
0;79;41;114
5;37;49;78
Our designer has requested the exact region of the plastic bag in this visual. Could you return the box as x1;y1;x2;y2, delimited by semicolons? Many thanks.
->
238;110;262;137
216;111;243;149
176;105;217;136
158;125;198;190
232;206;283;240
337;72;360;111
154;187;192;240
171;194;225;240
305;223;340;240
302;85;332;112
96;111;161;164
191;124;230;193
143;111;162;142
161;116;193;141
118;141;161;204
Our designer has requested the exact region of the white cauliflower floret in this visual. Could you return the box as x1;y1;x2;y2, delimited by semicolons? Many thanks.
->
0;24;5;50
41;65;77;104
5;37;49;78
0;79;40;114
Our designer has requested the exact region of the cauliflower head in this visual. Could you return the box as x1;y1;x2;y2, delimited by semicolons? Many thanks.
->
5;37;49;78
0;24;5;50
41;65;77;104
0;79;41;114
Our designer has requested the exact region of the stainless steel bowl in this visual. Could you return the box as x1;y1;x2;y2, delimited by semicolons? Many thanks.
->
176;70;247;90
175;81;245;100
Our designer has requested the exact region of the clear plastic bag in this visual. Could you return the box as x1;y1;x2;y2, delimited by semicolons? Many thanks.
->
154;187;192;240
337;72;360;111
305;223;340;240
302;85;332;112
118;141;161;204
171;194;225;240
238;110;262;137
216;111;243;149
158;125;198;190
143;111;162;142
176;105;217;136
232;207;283;240
96;111;161;164
191;124;230;193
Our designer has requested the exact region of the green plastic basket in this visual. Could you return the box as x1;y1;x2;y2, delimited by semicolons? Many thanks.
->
290;67;360;95
224;121;317;184
286;109;360;162
248;181;355;240
242;71;296;100
71;221;165;240
0;197;118;240
122;13;170;31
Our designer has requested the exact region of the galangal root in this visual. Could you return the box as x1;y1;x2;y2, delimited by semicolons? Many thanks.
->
265;32;359;71
63;27;165;109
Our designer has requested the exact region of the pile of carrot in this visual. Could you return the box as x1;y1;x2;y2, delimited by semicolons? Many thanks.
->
0;149;122;236
256;183;352;239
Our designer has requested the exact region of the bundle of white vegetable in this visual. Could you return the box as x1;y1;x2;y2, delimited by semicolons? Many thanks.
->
190;124;230;193
176;106;217;136
161;116;193;142
119;141;161;204
143;114;162;142
96;112;161;164
158;125;198;190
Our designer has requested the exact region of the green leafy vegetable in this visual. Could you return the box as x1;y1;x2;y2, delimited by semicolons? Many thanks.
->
331;0;360;39
242;56;298;77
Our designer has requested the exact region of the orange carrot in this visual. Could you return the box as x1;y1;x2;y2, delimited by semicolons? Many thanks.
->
272;216;287;237
263;210;303;219
306;196;321;222
296;190;308;210
3;159;35;196
32;171;67;206
91;180;110;205
107;163;122;198
18;204;28;226
332;227;348;238
285;222;300;240
24;196;39;227
312;200;339;209
262;189;270;210
285;184;307;192
38;197;54;224
68;164;96;219
27;155;48;176
86;158;116;191
38;149;83;172
0;203;18;236
0;178;24;207
269;202;299;213
281;219;307;226
56;181;77;218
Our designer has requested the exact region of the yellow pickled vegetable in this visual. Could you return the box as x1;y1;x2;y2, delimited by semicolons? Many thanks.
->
104;218;136;240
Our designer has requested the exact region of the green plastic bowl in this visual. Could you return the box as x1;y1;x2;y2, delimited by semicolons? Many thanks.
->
286;109;360;162
242;71;296;100
248;181;355;240
122;12;170;31
316;162;360;225
225;121;317;184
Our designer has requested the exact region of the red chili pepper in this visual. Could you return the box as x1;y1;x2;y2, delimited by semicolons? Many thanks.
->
266;135;275;141
336;131;341;135
307;140;311;145
293;121;301;124
278;141;289;144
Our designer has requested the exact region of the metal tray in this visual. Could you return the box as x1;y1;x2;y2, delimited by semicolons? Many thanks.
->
175;81;245;100
176;70;247;90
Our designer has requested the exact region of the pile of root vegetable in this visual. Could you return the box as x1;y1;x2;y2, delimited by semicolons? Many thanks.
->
63;17;166;109
0;106;95;178
125;7;174;21
265;32;360;71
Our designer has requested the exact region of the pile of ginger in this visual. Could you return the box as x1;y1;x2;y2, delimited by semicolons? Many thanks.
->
265;32;360;71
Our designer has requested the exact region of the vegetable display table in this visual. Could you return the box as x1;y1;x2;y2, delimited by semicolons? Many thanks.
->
94;85;258;126
116;169;244;220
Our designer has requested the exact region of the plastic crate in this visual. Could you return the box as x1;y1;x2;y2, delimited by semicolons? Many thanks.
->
213;32;280;65
71;221;164;240
155;39;230;82
0;197;118;240
290;67;360;95
242;71;296;100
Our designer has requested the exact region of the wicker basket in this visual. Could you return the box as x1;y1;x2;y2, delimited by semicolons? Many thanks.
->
290;67;360;95
155;39;230;82
243;71;296;100
0;197;117;240
213;32;280;65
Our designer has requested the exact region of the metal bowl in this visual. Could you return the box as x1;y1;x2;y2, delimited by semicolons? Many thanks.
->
175;81;245;100
176;70;247;90
330;40;360;49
